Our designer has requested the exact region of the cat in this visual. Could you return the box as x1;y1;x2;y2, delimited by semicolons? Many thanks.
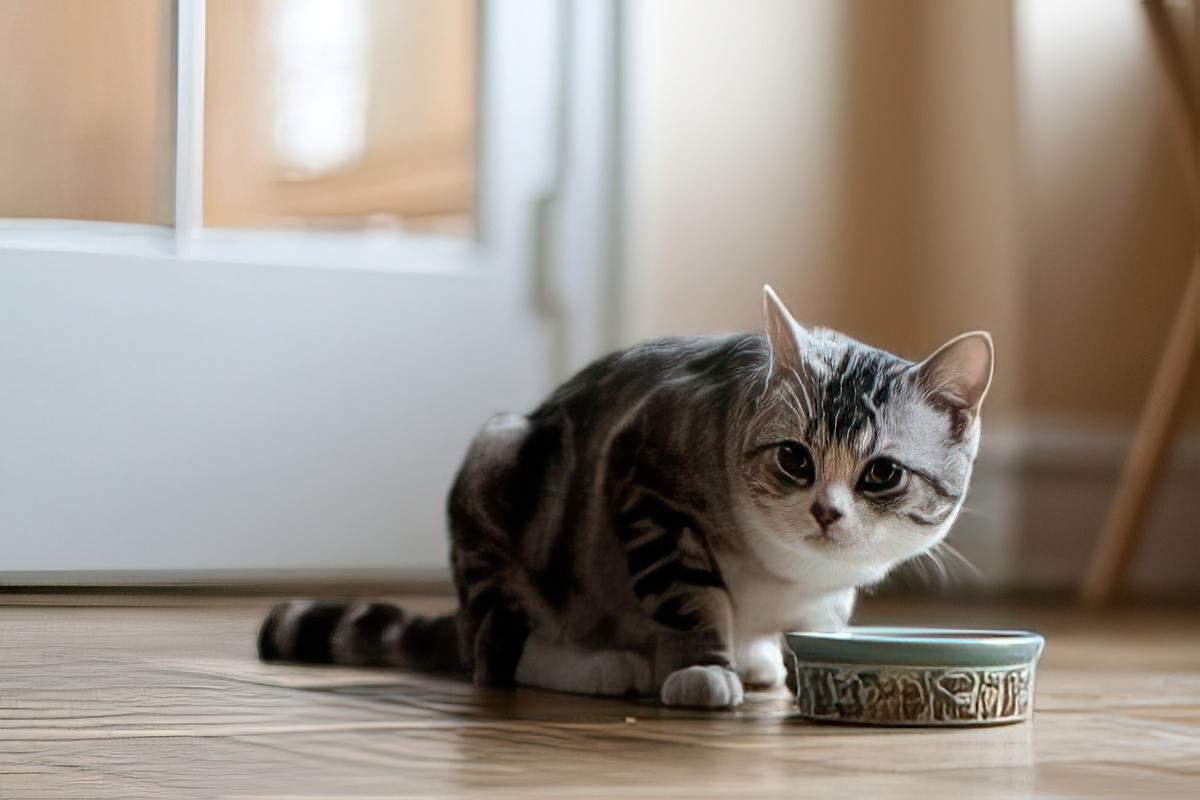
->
259;286;992;708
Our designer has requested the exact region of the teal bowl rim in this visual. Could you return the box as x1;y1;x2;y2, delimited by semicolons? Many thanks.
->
784;627;1045;668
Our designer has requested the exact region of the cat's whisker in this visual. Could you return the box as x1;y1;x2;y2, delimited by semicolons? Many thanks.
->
905;553;929;585
923;548;949;585
910;552;933;585
906;549;946;587
933;540;985;581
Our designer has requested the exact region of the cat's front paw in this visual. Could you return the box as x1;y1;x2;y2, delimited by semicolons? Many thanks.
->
735;637;787;690
660;665;744;708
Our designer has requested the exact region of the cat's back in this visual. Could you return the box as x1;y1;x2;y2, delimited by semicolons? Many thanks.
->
450;333;765;540
532;332;767;423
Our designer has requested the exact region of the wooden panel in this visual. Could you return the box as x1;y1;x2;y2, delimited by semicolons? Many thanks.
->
0;0;174;224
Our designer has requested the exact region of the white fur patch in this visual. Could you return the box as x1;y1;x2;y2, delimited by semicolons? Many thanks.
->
734;636;787;689
515;635;652;697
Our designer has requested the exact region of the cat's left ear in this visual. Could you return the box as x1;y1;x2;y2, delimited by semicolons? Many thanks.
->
914;332;994;417
762;285;806;377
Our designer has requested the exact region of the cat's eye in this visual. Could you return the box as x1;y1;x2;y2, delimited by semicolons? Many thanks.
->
857;457;906;495
775;442;815;487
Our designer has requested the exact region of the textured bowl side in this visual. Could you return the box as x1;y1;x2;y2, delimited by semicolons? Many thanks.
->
792;661;1037;726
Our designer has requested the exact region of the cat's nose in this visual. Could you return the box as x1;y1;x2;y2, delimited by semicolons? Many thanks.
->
810;500;843;530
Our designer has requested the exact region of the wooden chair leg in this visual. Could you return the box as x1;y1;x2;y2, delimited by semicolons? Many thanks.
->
1080;260;1200;607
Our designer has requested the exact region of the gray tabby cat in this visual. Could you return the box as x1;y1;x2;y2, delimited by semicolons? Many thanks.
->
259;286;992;708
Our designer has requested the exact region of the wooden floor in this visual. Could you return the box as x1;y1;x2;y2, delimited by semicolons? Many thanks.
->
1;595;1197;799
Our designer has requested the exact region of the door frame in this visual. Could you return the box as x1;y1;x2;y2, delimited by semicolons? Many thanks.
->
0;0;626;587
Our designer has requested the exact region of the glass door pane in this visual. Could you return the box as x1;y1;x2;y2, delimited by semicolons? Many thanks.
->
204;0;477;234
0;0;175;224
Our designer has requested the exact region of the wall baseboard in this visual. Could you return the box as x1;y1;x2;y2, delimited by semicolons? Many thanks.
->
5;421;1195;598
929;420;1200;594
0;568;455;595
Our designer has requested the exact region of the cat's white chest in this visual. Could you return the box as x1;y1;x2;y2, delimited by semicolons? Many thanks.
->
721;557;856;637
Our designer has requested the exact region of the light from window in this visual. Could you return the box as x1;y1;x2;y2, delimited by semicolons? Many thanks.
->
272;0;369;176
204;0;476;233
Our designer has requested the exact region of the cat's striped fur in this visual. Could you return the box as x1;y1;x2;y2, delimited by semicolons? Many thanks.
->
260;287;993;708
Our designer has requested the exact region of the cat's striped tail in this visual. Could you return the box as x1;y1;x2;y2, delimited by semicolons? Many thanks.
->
257;599;464;672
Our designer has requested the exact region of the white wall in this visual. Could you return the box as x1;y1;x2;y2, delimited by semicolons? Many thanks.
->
622;0;844;339
0;251;548;572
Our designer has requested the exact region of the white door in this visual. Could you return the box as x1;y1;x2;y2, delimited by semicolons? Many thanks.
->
0;1;620;579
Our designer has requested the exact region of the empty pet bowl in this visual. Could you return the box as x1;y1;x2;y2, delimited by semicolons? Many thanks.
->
784;627;1045;726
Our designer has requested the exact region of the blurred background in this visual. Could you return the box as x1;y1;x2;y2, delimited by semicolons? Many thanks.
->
0;0;1196;602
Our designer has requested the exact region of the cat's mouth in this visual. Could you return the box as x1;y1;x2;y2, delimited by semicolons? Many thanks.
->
802;531;859;550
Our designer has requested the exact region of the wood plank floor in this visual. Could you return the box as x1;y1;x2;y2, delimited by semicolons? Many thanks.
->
0;595;1197;799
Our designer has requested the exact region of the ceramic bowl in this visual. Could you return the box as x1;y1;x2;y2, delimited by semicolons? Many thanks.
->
784;627;1045;726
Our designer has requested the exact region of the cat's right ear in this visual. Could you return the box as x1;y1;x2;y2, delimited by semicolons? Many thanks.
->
762;285;805;377
914;331;994;414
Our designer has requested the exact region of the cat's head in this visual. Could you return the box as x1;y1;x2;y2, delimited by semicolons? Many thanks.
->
734;286;992;590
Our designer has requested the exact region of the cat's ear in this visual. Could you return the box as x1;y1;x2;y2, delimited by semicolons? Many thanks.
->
762;285;806;376
914;331;994;415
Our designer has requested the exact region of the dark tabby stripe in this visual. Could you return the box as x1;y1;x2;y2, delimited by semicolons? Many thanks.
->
631;557;682;597
809;348;906;448
633;563;724;600
340;601;405;662
909;466;961;501
461;565;494;587
616;493;722;599
466;585;503;622
610;484;727;635
502;417;564;546
625;533;678;574
469;601;531;688
258;599;462;672
651;594;701;630
907;507;955;526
